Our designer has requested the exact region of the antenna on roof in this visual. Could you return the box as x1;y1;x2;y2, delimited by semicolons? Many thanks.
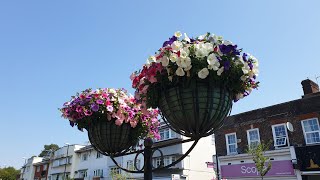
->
315;75;320;85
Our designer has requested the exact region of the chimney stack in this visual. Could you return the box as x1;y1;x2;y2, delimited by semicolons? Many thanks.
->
301;79;319;96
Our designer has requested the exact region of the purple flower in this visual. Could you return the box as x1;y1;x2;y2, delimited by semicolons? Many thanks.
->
96;99;104;105
162;36;177;47
224;61;231;71
69;121;75;127
219;45;240;56
91;104;99;112
242;53;248;62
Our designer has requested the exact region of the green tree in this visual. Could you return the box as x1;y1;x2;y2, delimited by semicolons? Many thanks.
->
109;169;132;180
0;167;20;180
39;144;59;157
247;142;272;180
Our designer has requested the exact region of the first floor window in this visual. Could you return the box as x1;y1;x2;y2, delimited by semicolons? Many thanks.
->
109;167;120;175
247;128;260;148
226;133;237;154
272;124;288;147
302;118;320;144
82;153;88;161
96;152;102;158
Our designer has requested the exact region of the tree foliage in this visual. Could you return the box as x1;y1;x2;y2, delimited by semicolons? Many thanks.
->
247;142;272;180
0;167;20;180
39;144;59;157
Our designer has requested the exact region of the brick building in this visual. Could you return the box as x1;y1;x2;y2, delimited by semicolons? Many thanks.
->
215;79;320;180
33;159;49;180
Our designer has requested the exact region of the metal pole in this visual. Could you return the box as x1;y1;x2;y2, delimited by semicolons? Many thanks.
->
144;138;153;180
215;154;220;180
63;144;70;180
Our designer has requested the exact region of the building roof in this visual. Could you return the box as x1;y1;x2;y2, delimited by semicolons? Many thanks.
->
75;145;93;153
222;93;320;128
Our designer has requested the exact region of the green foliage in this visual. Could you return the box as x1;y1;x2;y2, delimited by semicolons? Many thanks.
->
0;167;20;180
39;144;59;157
109;170;132;180
247;142;272;180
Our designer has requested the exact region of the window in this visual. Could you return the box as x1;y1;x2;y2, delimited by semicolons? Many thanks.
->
157;128;177;141
153;157;162;168
153;156;176;168
247;128;260;148
82;153;88;161
272;124;288;147
79;170;87;178
93;169;103;177
43;164;47;170
302;118;320;144
96;152;102;159
127;160;134;170
36;166;40;172
225;133;237;154
109;167;120;175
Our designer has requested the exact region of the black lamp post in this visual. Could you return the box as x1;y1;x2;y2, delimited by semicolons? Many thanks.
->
63;143;70;180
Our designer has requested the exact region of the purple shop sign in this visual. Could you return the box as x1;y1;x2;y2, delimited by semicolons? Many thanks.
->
221;160;295;178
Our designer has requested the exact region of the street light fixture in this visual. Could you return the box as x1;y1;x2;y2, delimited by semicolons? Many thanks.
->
63;143;70;180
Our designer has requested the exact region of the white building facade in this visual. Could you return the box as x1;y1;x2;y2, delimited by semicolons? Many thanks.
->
47;144;84;180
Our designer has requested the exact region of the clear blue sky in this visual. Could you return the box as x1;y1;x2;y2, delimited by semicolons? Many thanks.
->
1;0;320;169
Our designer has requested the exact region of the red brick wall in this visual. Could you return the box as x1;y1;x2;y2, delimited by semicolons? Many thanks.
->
215;95;320;156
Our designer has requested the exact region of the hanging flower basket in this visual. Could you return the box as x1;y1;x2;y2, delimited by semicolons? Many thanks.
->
131;31;259;138
59;88;160;155
87;116;139;155
158;80;232;138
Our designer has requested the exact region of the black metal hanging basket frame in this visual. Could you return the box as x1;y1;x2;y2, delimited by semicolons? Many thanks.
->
87;116;139;156
158;79;233;138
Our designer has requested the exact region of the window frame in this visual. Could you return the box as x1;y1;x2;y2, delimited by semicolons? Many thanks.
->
301;118;320;145
247;128;260;148
225;133;238;155
82;153;88;161
272;123;289;148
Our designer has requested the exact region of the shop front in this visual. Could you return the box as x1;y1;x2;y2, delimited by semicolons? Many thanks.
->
221;160;296;180
295;145;320;180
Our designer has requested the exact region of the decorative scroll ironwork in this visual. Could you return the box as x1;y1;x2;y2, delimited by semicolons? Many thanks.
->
90;137;199;174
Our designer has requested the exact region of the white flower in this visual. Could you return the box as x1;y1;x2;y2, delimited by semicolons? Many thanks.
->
198;34;206;40
184;65;192;71
207;53;219;64
174;31;182;38
176;57;191;68
169;53;178;62
240;75;247;81
217;67;224;76
171;41;183;52
223;40;233;45
208;34;218;44
195;42;212;58
161;56;169;67
146;56;156;67
176;67;185;76
198;68;209;79
180;47;190;59
208;64;219;71
184;33;190;42
242;63;251;74
207;54;220;70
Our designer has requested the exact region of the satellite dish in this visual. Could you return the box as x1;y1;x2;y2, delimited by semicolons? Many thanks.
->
286;122;294;132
